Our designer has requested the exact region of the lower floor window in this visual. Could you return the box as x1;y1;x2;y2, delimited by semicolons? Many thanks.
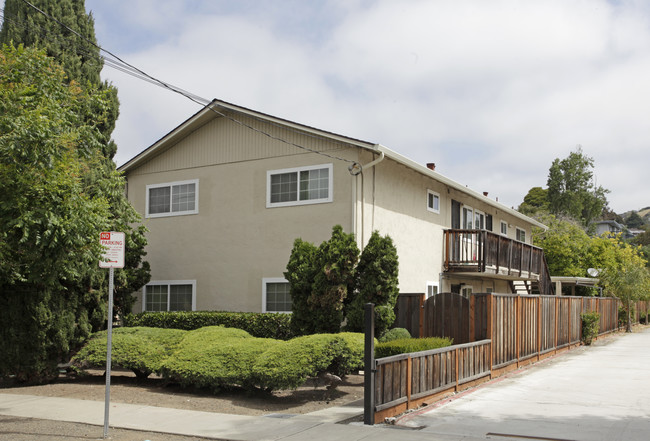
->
263;278;292;313
144;281;196;312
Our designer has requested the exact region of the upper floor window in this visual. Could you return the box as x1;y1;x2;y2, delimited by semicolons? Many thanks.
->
516;227;526;242
267;164;332;208
501;221;508;236
427;190;440;213
144;280;196;312
146;179;198;218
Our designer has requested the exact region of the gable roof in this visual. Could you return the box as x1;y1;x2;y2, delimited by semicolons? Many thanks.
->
118;98;546;230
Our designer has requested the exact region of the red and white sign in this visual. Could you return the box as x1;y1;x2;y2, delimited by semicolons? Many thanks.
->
99;232;125;268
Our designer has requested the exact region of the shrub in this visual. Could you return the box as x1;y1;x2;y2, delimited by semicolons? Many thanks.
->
375;337;453;358
252;332;365;391
71;327;186;378
161;326;280;391
379;328;411;343
346;231;400;336
123;311;293;340
580;311;600;345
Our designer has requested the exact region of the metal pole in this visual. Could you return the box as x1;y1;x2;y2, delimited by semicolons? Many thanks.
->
103;267;114;439
363;303;375;425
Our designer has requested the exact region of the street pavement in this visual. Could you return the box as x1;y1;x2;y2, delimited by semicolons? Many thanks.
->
0;328;649;440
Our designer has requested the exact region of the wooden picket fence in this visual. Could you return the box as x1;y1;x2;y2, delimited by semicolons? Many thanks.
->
370;293;621;424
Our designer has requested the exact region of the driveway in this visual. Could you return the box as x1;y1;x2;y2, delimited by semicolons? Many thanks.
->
395;327;650;441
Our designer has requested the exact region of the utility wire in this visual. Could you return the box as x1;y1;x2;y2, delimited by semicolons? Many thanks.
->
9;0;358;164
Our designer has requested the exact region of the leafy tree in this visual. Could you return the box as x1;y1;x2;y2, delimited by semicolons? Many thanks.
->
598;243;649;332
546;147;609;226
518;187;549;216
625;211;644;229
532;215;592;277
0;0;119;159
346;231;399;336
0;45;128;381
1;0;149;317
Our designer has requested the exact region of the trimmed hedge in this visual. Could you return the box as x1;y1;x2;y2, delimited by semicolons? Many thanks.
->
123;311;293;340
252;333;365;391
162;326;281;391
379;328;411;343
375;337;453;358
71;327;186;378
73;325;366;392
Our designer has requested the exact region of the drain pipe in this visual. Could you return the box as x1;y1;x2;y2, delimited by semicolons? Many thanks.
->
349;147;385;247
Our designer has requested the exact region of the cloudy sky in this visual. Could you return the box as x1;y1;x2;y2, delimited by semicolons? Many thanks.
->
84;0;650;214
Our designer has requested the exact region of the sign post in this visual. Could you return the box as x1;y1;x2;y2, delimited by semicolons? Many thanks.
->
99;232;125;439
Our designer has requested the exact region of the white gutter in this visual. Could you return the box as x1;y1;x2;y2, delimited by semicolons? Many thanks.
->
348;145;385;175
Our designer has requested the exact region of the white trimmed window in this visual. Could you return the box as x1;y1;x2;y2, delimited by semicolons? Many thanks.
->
500;221;508;236
426;281;439;298
427;190;440;213
263;278;292;313
143;280;196;312
267;164;333;208
146;179;198;218
516;227;526;242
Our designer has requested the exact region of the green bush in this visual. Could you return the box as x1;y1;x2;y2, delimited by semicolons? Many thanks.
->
252;333;365;391
346;231;400;336
375;337;453;358
0;284;99;384
379;328;411;343
71;327;186;378
580;311;600;346
161;326;281;391
123;311;293;340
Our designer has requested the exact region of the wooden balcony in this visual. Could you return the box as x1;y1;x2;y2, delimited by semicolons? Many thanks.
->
444;229;554;295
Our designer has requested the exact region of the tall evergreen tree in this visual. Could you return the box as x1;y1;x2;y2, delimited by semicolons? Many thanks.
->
0;0;149;319
1;0;119;159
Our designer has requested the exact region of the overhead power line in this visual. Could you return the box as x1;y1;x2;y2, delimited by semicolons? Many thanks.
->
6;0;358;164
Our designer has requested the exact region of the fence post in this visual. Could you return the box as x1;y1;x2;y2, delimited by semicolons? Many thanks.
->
419;293;425;338
537;296;541;358
515;295;520;363
487;294;493;374
364;303;375;425
469;294;475;343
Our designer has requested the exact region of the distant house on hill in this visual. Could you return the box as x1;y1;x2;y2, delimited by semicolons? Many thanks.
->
593;220;625;237
118;99;553;314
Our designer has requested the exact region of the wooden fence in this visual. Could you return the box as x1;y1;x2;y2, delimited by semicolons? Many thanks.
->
370;293;623;423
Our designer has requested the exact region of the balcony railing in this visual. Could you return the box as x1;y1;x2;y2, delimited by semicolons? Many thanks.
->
444;229;554;295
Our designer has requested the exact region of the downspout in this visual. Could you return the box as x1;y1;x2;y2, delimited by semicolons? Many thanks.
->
348;147;385;248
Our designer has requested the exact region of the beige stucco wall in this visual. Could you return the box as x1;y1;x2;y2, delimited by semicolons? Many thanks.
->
126;114;359;312
353;153;537;296
125;111;542;312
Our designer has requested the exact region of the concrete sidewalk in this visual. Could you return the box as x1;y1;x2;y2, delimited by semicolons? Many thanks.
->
0;391;431;441
1;328;649;440
397;327;650;441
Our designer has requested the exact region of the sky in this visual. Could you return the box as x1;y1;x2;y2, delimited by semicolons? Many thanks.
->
82;0;650;214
